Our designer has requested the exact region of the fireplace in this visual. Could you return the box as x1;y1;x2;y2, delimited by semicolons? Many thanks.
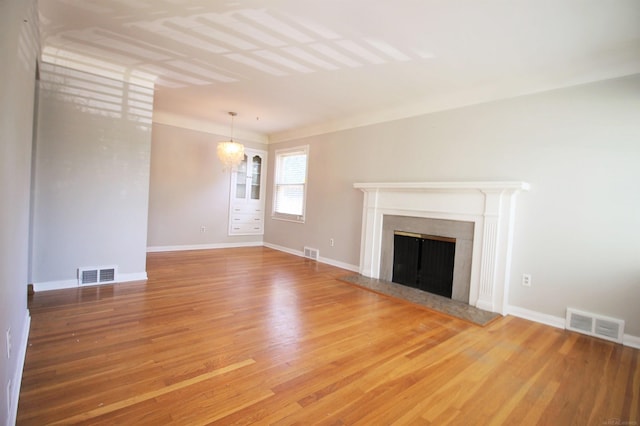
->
354;181;529;314
392;231;456;298
381;215;474;303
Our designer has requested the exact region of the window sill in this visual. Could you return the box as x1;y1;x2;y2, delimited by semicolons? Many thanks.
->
271;214;305;224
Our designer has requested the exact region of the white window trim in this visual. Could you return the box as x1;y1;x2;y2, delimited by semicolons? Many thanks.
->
272;145;309;223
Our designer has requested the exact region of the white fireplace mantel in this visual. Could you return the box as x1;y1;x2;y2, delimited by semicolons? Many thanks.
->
354;181;530;315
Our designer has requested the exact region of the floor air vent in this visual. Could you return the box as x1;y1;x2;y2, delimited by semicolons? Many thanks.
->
78;266;118;286
566;308;624;343
303;247;319;261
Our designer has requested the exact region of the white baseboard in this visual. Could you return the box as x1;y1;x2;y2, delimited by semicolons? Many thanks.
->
119;272;148;283
317;256;359;273
508;305;640;349
147;242;263;252
623;334;640;349
32;271;148;292
263;243;359;272
263;242;302;257
8;309;30;426
507;305;565;329
32;279;77;292
149;242;358;272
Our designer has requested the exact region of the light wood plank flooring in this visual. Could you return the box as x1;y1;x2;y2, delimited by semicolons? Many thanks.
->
18;247;639;425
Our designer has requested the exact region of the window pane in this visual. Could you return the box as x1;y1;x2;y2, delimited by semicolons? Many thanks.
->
279;154;306;184
273;146;308;222
274;184;303;215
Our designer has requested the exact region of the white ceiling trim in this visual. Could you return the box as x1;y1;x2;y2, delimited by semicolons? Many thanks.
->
153;110;269;145
269;69;640;144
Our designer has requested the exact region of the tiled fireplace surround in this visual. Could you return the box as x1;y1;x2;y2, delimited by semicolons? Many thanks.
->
354;182;529;315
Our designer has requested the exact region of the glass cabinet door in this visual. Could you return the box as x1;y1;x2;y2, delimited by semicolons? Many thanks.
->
250;155;262;200
235;154;248;199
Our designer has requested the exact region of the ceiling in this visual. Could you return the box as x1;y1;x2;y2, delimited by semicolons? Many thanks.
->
38;0;640;142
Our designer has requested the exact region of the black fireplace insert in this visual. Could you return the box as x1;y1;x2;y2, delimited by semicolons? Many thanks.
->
392;231;456;298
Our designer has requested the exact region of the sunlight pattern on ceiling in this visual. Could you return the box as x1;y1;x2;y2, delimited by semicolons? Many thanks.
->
40;2;433;89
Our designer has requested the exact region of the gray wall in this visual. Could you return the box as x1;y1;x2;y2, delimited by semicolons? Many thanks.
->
263;75;640;336
147;122;266;248
31;64;153;286
0;0;38;421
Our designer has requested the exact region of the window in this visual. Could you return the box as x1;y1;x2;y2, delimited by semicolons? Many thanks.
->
272;145;308;222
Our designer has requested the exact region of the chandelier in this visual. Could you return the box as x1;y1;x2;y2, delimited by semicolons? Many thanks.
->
217;111;245;168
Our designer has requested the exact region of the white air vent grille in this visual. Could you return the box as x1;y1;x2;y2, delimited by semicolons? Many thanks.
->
303;247;319;261
595;319;621;340
80;269;98;285
569;312;593;333
566;308;624;343
99;268;115;282
78;266;118;286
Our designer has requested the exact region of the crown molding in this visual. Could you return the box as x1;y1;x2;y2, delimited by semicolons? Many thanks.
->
153;110;269;144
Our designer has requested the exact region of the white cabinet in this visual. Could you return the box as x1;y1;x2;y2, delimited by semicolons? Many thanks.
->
229;149;267;235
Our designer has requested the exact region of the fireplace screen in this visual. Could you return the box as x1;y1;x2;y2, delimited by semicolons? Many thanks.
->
392;231;456;298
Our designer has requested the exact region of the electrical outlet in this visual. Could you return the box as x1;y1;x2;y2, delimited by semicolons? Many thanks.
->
522;274;532;287
5;328;10;359
329;238;334;247
200;226;206;233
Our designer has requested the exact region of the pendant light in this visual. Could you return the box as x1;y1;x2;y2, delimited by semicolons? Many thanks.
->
217;112;245;168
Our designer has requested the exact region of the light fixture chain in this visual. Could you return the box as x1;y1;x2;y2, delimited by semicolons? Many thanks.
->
229;111;237;141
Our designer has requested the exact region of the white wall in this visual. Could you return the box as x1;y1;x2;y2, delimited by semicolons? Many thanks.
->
147;122;267;249
263;75;640;337
31;64;153;288
0;0;38;423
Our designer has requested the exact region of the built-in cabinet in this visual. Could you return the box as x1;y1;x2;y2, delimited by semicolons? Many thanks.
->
228;149;267;235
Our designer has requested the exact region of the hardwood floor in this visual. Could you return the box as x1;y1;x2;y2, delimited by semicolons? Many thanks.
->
18;247;639;425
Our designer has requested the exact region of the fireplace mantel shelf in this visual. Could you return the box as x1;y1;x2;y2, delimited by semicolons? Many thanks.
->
354;181;530;192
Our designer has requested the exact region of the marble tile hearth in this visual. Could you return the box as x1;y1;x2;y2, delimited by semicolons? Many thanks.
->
339;274;500;326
